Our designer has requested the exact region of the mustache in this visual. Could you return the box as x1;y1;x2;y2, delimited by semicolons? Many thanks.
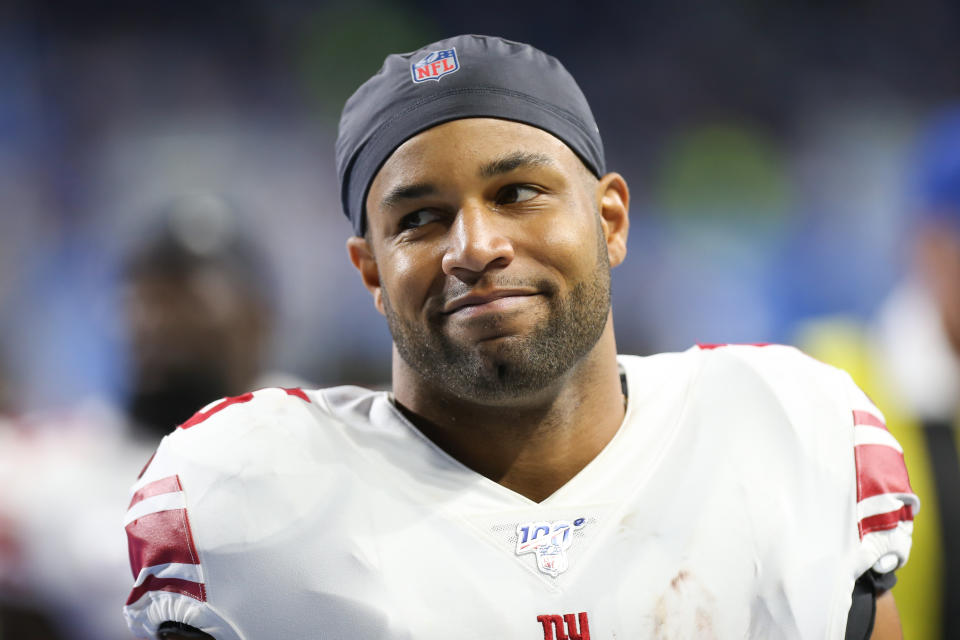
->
427;276;557;315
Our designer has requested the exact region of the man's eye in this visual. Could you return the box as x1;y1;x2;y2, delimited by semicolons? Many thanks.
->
496;185;540;205
399;209;441;231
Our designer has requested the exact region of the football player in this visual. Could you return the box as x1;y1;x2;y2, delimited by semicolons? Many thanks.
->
124;35;916;639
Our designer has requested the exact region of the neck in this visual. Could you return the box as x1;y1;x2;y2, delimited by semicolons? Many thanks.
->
391;315;625;502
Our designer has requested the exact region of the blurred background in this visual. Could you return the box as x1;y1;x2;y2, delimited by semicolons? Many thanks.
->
2;0;960;638
3;0;960;409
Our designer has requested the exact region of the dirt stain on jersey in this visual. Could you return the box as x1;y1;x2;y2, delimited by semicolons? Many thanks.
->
652;570;718;639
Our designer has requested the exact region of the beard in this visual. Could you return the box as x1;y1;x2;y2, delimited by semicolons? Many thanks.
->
382;226;612;403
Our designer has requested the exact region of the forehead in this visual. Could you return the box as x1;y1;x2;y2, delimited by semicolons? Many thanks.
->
367;118;586;202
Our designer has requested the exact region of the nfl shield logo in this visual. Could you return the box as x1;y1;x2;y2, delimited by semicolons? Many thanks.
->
411;47;459;83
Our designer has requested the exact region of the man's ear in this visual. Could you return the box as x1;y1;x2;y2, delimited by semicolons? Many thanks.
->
346;236;386;316
596;172;630;267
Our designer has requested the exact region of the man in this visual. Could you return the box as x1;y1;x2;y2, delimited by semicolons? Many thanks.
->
124;36;916;639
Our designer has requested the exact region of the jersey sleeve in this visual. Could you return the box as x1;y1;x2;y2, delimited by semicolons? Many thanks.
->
696;344;920;582
122;388;312;639
123;471;226;639
843;374;920;579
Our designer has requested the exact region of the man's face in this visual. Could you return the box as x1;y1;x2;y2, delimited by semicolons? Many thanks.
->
359;118;621;403
124;267;266;434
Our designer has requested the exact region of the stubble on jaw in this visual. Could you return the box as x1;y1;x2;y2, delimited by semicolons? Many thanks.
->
381;221;612;403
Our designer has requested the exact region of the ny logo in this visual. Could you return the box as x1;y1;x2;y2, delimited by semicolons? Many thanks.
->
536;612;590;640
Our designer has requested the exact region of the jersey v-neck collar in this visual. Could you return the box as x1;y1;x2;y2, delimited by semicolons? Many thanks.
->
371;351;700;510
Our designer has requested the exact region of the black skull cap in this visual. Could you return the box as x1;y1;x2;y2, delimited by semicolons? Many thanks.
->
335;34;606;236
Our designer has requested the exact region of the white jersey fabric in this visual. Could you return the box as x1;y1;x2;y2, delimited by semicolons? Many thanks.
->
123;345;918;639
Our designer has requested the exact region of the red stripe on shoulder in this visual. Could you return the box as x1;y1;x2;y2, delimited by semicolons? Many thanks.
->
697;342;774;350
860;505;914;537
855;444;913;502
128;475;182;509
125;575;206;606
179;392;255;429
126;508;201;579
283;387;311;402
852;410;886;430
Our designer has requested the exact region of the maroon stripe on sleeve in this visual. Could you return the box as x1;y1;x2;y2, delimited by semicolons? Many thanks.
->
126;508;201;579
855;444;914;502
125;575;206;606
859;505;914;537
283;388;310;402
128;475;182;509
180;392;255;429
852;410;887;430
696;342;773;350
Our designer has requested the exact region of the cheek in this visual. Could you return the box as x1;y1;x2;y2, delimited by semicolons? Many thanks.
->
380;248;443;308
531;204;601;275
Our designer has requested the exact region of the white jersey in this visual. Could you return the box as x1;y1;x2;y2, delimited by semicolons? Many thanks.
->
123;345;917;639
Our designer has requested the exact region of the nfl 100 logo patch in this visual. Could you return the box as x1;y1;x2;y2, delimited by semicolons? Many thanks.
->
515;518;587;577
411;47;459;83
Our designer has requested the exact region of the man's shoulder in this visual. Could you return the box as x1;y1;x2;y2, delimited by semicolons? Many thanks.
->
688;341;853;393
137;384;388;485
125;385;392;590
169;384;383;438
621;343;862;430
620;342;850;388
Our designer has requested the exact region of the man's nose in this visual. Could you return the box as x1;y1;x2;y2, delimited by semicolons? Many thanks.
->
441;203;515;281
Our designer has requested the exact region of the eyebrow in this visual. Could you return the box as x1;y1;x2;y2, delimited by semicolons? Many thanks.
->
479;151;556;178
378;151;557;210
380;182;438;210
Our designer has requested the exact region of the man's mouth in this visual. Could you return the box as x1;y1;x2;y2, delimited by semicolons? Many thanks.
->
442;289;539;316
